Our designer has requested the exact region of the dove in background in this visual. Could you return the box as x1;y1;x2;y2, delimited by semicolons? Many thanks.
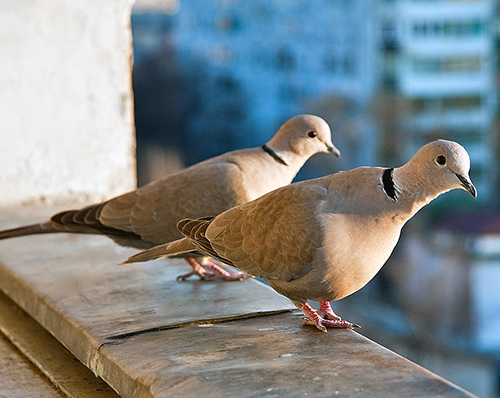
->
0;115;340;281
123;140;477;331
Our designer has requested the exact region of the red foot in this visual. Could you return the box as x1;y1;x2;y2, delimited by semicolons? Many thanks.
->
294;302;360;332
177;257;250;281
318;301;341;321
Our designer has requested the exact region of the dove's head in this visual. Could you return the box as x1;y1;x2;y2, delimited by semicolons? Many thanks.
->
407;140;476;199
267;114;341;159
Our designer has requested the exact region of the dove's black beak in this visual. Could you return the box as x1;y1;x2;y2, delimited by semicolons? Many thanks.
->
456;173;477;198
326;144;341;158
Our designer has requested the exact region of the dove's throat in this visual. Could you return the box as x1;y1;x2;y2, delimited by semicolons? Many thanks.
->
392;166;448;219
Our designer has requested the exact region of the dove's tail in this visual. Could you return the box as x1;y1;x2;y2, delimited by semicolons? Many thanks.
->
0;223;52;240
121;238;196;265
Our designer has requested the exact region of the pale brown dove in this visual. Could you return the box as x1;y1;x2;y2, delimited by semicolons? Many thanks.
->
123;140;477;331
0;115;340;280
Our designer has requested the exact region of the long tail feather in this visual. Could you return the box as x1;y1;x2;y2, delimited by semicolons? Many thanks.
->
121;238;196;265
0;223;49;240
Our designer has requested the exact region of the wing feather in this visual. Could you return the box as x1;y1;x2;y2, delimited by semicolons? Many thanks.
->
98;162;247;244
204;181;328;281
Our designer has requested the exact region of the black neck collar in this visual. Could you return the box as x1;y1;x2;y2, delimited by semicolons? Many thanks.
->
382;168;398;202
262;144;288;166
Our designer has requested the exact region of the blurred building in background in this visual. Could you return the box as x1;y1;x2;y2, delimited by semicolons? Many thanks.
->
133;0;498;200
174;0;379;172
379;0;498;199
131;0;500;396
133;0;381;184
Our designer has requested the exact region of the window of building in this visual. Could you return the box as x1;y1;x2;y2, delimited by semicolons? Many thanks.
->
443;21;459;36
382;20;399;51
444;20;484;37
412;20;485;38
411;96;482;113
411;57;482;74
431;22;443;36
443;57;481;73
470;20;483;35
413;22;427;36
442;96;482;109
412;59;440;73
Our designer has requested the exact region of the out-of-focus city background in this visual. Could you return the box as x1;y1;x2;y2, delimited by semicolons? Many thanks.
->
131;0;500;396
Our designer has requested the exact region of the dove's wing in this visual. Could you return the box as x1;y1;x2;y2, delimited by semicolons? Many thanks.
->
42;161;248;248
98;161;249;244
201;180;330;281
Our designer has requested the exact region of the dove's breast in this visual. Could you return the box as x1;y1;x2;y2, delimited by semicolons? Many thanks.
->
265;212;403;303
315;212;402;301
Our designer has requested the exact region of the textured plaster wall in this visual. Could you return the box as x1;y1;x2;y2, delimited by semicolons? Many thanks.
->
0;0;137;206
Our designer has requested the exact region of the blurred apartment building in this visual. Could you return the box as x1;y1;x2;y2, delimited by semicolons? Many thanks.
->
379;0;498;200
172;0;380;171
133;0;380;175
133;0;498;201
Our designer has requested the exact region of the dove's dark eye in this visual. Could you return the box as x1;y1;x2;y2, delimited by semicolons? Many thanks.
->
436;155;446;166
307;130;317;138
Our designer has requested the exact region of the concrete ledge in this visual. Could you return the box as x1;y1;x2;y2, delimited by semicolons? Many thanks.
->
0;333;62;397
0;289;118;398
0;205;475;397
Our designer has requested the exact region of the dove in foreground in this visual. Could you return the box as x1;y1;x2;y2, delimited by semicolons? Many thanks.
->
123;140;477;331
0;115;340;281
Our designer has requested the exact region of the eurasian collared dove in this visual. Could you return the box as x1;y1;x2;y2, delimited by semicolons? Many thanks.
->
0;115;340;281
123;140;477;331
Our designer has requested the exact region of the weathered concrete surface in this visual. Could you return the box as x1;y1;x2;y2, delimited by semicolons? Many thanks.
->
0;290;118;398
99;314;475;398
0;205;294;368
0;205;475;397
0;0;136;206
0;333;63;398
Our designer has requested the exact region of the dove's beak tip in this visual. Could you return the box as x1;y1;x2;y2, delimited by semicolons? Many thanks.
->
456;173;477;199
326;144;341;158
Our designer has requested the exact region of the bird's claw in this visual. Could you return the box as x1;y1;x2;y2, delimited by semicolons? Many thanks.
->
201;260;251;281
176;269;214;281
301;316;360;332
301;317;327;332
178;260;251;282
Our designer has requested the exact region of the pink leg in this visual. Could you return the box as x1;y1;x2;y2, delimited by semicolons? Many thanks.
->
318;301;341;321
177;257;250;281
294;301;360;332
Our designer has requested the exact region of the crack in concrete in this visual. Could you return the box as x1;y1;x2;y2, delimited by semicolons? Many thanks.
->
98;309;296;349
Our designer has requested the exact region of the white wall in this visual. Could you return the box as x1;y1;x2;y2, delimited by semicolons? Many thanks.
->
0;0;136;207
